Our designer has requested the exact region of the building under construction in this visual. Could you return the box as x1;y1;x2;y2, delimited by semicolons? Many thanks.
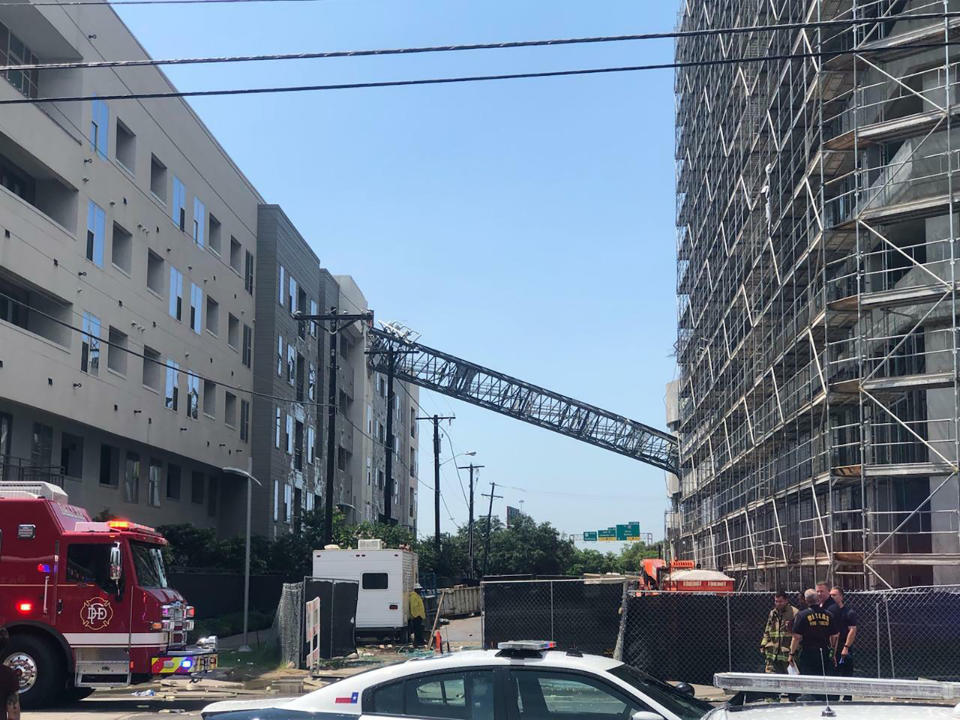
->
669;0;960;589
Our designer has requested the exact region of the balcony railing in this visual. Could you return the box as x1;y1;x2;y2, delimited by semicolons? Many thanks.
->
0;457;64;486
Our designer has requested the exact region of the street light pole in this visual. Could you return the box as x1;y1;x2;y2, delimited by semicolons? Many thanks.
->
223;467;262;652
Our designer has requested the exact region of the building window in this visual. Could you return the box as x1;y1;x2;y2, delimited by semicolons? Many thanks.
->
242;324;252;368
273;480;279;521
142;345;162;391
294;421;304;471
150;155;167;201
86;201;105;267
208;213;221;254
337;446;347;472
80;311;101;376
377;469;384;489
193;197;205;247
203;379;216;417
169;267;183;321
228;314;239;349
287;344;295;386
186;373;199;419
274;406;281;449
410;447;416;477
307;426;315;464
107;326;127;375
164;361;179;411
123;452;140;503
147;250;164;295
224;392;237;428
115;119;135;172
409;487;415;517
284;484;292;523
99;444;119;486
167;463;181;500
309;300;318;336
172;176;186;231
111;222;132;274
277;335;284;376
148;459;162;507
367;404;373;434
89;98;108;158
208;476;218;517
244;251;254;294
240;399;250;442
60;433;83;479
308;363;316;401
285;414;293;454
0;22;40;99
189;283;202;334
230;236;242;273
191;471;205;504
296;353;305;401
288;275;297;313
278;265;285;306
206;295;219;336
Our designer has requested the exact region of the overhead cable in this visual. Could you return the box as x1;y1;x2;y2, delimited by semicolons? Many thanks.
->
5;12;960;72
5;39;958;106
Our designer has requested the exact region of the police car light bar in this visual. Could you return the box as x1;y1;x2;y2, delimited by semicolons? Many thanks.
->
497;641;557;652
714;673;960;701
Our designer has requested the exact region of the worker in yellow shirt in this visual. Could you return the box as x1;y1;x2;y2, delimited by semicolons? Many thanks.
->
408;583;427;645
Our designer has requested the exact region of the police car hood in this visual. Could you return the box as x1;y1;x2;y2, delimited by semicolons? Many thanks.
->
201;697;299;717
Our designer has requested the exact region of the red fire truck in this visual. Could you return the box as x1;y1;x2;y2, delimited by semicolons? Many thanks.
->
0;482;217;707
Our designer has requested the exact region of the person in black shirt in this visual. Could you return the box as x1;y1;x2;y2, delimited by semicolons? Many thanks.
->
830;586;857;698
0;628;21;720
816;581;836;614
789;588;836;677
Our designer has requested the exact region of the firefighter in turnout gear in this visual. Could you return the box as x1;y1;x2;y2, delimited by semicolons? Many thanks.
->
761;589;798;673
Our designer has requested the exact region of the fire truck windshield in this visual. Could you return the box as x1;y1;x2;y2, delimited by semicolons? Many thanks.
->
131;541;170;588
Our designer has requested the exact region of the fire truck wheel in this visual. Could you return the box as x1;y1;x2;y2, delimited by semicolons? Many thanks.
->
2;634;65;708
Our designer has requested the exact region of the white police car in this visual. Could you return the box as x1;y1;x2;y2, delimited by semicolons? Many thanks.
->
707;673;960;719
201;641;713;720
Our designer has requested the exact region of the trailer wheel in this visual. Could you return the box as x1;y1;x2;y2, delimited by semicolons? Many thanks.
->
2;634;65;708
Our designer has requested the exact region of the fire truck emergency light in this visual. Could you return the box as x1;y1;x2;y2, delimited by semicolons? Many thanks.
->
107;521;131;529
16;602;33;614
36;563;50;574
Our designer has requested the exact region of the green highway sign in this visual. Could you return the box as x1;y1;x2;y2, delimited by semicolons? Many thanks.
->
582;522;642;542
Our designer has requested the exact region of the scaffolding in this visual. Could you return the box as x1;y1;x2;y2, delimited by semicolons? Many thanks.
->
671;0;960;589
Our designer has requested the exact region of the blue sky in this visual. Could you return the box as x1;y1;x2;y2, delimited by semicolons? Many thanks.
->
116;0;681;546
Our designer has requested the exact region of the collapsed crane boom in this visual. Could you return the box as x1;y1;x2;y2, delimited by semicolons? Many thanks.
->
367;327;679;474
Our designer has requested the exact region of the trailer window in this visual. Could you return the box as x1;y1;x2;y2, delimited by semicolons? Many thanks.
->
66;544;117;594
362;572;388;590
131;541;169;588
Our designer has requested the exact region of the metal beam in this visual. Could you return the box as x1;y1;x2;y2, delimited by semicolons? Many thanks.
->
367;327;679;474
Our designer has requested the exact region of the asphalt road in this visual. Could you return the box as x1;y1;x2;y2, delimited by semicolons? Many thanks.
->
31;694;246;720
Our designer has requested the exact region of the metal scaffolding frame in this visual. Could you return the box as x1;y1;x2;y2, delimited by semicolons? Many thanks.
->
671;0;960;589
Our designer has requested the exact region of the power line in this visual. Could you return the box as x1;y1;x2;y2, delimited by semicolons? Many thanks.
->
8;12;960;72
18;0;324;4
441;428;470;510
7;38;958;106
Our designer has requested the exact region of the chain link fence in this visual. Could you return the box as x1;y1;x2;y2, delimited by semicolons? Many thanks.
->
275;581;304;668
482;579;626;656
482;580;960;684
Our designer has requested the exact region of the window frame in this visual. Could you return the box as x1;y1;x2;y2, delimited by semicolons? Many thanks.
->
363;668;499;720
504;668;652;720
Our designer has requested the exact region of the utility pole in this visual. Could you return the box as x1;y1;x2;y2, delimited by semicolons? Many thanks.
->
295;308;374;545
458;463;484;580
416;414;455;557
481;481;503;578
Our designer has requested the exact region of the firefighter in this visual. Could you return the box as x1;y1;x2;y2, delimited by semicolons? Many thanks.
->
760;589;798;674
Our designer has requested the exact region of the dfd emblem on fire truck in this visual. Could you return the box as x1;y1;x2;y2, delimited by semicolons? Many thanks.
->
80;597;114;630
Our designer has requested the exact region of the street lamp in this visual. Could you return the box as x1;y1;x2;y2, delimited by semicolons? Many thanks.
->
441;451;476;467
222;467;262;653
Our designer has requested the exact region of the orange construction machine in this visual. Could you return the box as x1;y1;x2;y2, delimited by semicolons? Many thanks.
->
641;559;734;594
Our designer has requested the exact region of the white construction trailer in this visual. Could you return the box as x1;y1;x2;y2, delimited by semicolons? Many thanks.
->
311;540;418;637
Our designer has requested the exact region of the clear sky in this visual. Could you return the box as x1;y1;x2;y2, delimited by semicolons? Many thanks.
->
115;0;682;544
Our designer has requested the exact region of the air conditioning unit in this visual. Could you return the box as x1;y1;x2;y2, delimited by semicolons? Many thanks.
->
358;538;384;551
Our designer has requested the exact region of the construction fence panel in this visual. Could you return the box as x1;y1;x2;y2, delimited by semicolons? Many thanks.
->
482;579;625;656
482;582;960;684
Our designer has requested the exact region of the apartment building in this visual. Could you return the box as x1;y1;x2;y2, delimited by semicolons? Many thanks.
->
0;4;258;530
336;276;419;530
671;0;960;589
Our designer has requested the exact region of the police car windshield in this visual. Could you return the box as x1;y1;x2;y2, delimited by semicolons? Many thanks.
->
609;665;713;720
131;541;170;588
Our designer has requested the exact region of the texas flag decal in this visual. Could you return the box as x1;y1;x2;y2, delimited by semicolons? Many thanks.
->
335;692;359;704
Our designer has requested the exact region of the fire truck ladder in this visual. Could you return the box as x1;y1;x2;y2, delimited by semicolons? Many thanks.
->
367;326;679;474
